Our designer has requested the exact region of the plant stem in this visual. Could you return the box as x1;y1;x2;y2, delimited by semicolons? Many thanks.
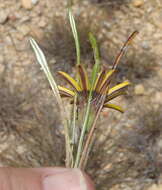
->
74;33;101;168
79;94;106;168
74;98;92;168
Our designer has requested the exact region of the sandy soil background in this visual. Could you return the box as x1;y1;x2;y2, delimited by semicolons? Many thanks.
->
0;0;162;189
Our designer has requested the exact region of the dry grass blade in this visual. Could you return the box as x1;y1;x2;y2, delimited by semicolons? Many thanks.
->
30;38;72;167
30;38;62;107
112;31;138;70
68;9;80;66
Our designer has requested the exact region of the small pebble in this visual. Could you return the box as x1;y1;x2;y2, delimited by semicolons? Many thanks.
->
134;84;145;95
154;91;162;104
32;0;38;5
21;0;38;9
38;19;47;28
141;41;150;50
0;11;8;24
17;25;30;36
133;0;144;7
21;0;32;9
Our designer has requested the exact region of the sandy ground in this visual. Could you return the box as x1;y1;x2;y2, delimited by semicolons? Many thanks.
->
0;0;162;189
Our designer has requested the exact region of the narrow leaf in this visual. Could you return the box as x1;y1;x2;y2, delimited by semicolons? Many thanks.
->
104;103;124;113
30;38;62;106
112;31;138;70
89;33;100;65
58;71;82;92
68;9;80;66
89;33;100;91
30;38;74;167
94;70;106;92
99;70;115;94
105;91;126;102
58;85;75;97
78;65;90;91
108;81;131;95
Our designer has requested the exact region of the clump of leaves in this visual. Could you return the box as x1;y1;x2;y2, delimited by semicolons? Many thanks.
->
30;9;137;170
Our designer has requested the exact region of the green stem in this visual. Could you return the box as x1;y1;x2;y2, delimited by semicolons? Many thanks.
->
74;98;92;168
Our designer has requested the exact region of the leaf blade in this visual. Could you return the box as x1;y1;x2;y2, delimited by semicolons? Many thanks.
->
58;71;82;92
104;103;124;113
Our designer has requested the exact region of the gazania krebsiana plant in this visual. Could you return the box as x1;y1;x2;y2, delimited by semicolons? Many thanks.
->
58;65;130;113
57;30;138;169
30;14;138;169
57;31;138;115
30;7;138;169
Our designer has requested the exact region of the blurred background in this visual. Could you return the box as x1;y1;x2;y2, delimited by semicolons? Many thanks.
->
0;0;162;189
